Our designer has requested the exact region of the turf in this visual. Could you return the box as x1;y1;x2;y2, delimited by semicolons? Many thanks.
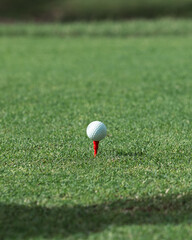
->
0;19;192;37
0;20;192;239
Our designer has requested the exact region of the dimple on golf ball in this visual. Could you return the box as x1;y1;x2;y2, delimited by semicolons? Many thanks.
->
86;121;107;141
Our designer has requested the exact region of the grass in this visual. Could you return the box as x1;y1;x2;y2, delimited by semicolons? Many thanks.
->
0;19;192;37
0;19;192;239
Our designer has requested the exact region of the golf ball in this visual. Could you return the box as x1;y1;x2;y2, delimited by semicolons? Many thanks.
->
86;121;107;141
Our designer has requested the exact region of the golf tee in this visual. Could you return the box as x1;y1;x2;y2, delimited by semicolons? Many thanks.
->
93;141;99;157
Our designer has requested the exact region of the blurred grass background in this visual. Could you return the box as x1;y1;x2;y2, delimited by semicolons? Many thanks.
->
0;19;192;37
1;0;192;22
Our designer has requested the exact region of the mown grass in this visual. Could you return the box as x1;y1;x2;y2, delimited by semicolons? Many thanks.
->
0;20;192;239
0;19;192;37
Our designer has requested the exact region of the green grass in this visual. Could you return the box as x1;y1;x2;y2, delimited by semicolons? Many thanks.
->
0;20;192;239
0;19;192;37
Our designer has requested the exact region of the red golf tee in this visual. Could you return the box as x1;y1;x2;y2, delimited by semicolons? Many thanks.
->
93;141;99;157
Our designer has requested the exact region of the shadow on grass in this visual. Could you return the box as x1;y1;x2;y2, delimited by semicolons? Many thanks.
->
0;194;192;239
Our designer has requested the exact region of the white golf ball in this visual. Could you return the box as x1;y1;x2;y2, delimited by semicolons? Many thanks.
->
86;121;107;141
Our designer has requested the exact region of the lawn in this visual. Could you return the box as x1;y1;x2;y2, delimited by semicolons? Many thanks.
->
0;19;192;240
